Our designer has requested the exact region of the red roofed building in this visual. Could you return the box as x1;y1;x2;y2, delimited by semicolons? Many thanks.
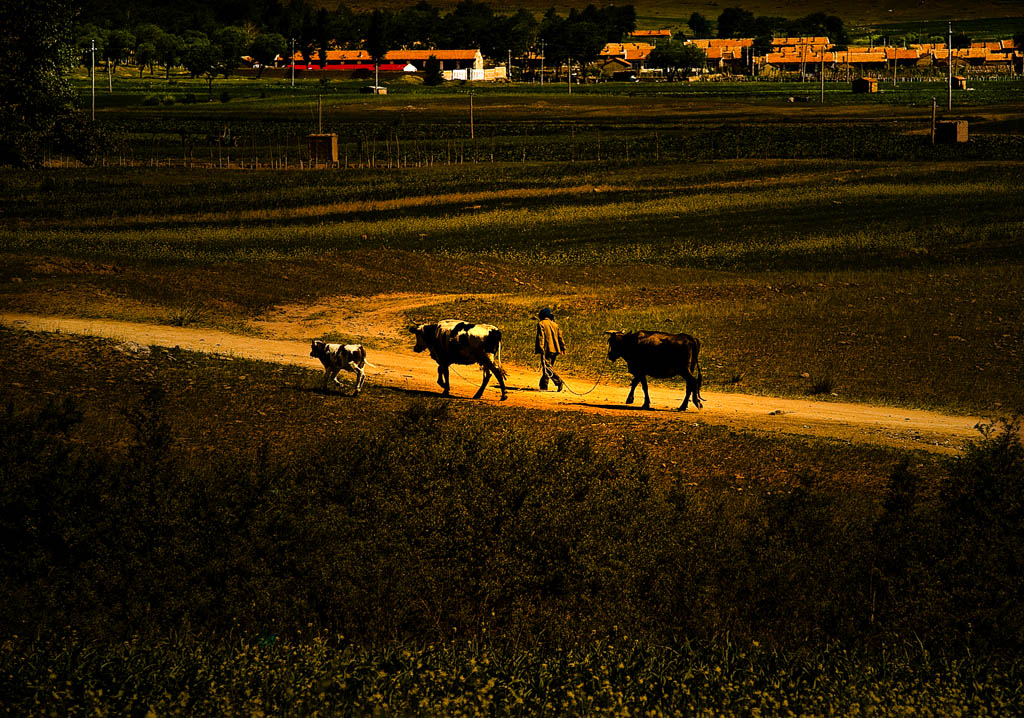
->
287;48;482;72
629;29;672;45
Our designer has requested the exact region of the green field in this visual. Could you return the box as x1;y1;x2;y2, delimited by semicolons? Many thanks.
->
4;156;1022;413
2;78;1024;714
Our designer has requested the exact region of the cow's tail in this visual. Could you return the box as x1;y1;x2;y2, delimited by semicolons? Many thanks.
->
695;358;704;402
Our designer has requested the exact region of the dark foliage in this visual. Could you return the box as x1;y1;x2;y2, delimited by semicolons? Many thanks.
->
1;375;1021;655
0;0;105;167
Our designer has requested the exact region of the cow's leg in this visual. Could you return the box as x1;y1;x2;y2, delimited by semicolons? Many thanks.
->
439;365;451;396
323;369;339;391
332;369;345;389
639;376;651;410
484;357;508;401
474;367;492;399
494;365;508;401
352;366;365;395
679;370;702;411
625;375;641;404
679;384;691;411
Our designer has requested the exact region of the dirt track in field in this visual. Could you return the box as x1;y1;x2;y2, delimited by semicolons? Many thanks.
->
1;298;988;455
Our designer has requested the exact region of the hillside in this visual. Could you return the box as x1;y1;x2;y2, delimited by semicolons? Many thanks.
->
339;0;1024;27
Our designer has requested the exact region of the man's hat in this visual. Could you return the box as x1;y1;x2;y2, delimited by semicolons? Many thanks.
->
538;307;553;320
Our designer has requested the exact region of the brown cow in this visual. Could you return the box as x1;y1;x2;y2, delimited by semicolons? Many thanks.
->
605;330;704;411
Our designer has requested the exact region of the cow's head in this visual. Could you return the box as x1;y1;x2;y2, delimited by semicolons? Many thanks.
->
310;339;328;360
410;324;432;353
605;330;625;362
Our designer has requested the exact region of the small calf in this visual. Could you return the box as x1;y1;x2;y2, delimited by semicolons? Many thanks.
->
310;339;367;395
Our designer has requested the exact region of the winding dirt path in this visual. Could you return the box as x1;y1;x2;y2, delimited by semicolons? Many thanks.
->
1;304;986;455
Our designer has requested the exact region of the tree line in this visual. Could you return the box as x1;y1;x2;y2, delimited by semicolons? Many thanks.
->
72;2;866;83
74;1;641;80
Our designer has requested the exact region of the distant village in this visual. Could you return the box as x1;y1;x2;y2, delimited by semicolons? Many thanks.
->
249;31;1022;83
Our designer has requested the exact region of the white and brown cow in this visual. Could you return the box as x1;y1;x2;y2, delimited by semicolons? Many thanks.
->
410;320;508;400
606;330;704;411
310;340;368;395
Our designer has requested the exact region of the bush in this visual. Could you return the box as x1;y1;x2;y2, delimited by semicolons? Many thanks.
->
0;383;1021;655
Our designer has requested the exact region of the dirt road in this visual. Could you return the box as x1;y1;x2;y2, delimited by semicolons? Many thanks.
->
2;308;986;455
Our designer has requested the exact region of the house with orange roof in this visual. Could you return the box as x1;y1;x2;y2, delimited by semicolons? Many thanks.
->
385;49;483;71
596;42;654;75
771;37;831;49
688;38;753;51
629;29;672;45
286;48;482;72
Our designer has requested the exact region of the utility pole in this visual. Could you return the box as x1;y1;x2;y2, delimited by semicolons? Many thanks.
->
540;39;545;87
931;96;937;144
820;51;825;103
469;91;474;139
568;56;572;94
90;39;96;120
948;21;953;110
290;38;295;88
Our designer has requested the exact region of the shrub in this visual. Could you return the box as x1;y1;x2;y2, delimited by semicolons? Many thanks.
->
0;382;1021;656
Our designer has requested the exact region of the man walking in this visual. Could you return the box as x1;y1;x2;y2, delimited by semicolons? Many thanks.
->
535;307;566;391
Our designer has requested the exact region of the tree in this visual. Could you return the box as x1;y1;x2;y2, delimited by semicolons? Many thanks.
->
444;0;498;57
394;2;443;49
213;26;248;77
105;29;135;70
75;25;107;69
364;9;392;66
648;40;706;80
788;11;848;45
716;7;755;39
951;32;972;49
423;54;444;85
181;34;221;95
364;9;393;87
135;41;157;76
155;31;184;78
1;0;102;167
753;15;787;39
133;23;164;49
688;12;711;38
502;9;539;73
250;33;286;76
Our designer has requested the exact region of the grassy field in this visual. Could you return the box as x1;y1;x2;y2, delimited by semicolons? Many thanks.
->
1;327;1022;714
2;79;1023;713
3;158;1022;413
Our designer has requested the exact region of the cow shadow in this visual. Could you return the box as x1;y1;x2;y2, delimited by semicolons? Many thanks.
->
296;384;362;397
574;401;676;413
